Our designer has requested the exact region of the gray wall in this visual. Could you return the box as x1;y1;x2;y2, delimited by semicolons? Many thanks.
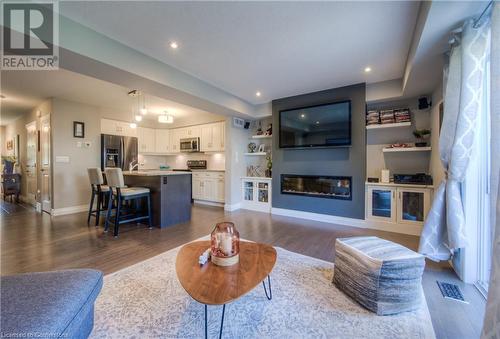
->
272;83;366;219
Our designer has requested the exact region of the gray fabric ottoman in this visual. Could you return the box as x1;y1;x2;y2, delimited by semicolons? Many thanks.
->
1;269;103;338
333;236;425;315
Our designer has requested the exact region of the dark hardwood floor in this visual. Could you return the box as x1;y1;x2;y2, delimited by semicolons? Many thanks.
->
1;202;485;339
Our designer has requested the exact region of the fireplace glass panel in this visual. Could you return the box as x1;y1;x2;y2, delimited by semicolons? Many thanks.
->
281;175;351;200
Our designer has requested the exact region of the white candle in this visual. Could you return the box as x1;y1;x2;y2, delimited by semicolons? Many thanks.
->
220;234;233;256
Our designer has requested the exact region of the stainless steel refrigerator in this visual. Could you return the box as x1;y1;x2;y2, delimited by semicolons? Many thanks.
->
101;134;138;170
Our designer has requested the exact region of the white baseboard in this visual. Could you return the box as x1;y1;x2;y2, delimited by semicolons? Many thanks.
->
194;200;224;208
224;203;241;211
271;207;422;236
51;204;89;216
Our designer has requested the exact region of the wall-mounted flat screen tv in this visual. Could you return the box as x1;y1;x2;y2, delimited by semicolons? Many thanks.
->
279;100;351;148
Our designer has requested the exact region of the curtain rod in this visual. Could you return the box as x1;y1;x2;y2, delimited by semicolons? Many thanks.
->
473;1;493;28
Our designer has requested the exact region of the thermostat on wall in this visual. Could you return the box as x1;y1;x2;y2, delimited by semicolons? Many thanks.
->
55;156;70;163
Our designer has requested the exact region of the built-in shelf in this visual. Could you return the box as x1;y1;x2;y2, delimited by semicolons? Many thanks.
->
366;122;411;130
244;152;267;156
241;176;272;181
251;135;272;139
365;181;434;189
382;146;431;153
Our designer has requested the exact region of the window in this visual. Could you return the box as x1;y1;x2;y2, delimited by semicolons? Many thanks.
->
458;51;491;295
476;56;492;296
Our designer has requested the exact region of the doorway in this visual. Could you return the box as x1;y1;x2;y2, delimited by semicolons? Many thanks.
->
40;114;51;214
25;121;37;205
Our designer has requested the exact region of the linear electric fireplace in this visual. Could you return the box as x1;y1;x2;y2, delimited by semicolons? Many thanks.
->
281;174;352;200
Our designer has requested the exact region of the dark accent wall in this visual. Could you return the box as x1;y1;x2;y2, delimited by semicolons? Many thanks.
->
272;83;366;219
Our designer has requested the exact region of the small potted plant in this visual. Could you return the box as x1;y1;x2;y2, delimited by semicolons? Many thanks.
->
265;154;272;178
413;129;431;147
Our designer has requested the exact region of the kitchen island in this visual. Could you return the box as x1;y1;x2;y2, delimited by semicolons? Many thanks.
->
122;171;192;228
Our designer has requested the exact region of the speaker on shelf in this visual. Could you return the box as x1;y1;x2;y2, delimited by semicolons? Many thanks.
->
418;97;431;110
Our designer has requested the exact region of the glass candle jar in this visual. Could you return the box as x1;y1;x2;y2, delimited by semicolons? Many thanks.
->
210;222;240;266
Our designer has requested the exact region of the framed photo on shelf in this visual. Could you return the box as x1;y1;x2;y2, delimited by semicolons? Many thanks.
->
73;121;85;138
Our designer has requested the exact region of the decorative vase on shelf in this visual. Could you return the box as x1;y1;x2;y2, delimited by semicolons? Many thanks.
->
248;142;257;153
210;222;240;266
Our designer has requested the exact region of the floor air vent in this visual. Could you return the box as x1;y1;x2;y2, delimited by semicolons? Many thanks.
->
436;281;468;303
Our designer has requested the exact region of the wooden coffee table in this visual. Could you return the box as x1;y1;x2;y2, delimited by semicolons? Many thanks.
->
176;240;277;338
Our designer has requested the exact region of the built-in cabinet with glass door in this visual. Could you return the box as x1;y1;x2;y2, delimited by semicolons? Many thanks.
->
241;177;272;212
366;183;432;229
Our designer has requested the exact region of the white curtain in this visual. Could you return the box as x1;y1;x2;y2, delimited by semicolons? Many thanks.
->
482;2;500;338
418;19;490;261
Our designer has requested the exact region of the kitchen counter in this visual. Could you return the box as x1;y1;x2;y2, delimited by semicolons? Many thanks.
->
123;170;192;176
124;171;192;228
171;169;225;172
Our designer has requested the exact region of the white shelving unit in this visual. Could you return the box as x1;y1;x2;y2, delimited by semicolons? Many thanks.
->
366;122;411;130
241;177;272;212
244;152;267;156
382;146;431;153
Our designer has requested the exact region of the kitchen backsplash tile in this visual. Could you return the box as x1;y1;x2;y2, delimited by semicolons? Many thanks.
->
139;153;225;171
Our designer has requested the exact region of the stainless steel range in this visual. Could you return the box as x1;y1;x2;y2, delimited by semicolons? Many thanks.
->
187;160;207;170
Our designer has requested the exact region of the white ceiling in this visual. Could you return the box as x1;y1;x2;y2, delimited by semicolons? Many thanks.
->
0;69;223;126
59;1;420;104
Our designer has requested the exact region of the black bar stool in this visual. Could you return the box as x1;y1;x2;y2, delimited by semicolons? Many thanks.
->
104;168;152;237
86;168;110;226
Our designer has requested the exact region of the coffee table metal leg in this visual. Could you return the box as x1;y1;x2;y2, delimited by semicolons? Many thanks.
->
204;304;226;339
262;275;272;300
205;304;208;339
219;304;226;339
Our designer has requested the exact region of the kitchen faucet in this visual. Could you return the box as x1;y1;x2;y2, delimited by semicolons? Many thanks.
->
129;160;139;172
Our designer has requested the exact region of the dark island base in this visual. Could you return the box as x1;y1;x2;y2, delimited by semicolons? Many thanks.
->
124;174;192;228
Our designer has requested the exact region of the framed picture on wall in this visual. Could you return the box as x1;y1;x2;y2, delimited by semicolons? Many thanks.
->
73;121;85;138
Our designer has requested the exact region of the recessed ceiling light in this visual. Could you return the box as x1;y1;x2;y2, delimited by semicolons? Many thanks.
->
364;66;372;73
316;121;320;124
170;41;178;49
300;114;305;118
256;91;261;97
130;122;137;129
135;115;143;122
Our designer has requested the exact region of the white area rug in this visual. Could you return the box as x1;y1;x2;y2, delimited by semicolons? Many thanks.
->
91;243;435;338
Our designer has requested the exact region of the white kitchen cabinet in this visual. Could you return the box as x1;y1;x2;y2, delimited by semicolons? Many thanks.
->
241;177;272;212
155;129;170;154
170;128;184;153
365;183;432;228
137;127;155;153
192;172;225;203
101;119;137;137
184;125;200;138
201;122;225;152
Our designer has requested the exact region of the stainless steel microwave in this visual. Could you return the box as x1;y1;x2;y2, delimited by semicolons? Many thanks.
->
180;137;200;152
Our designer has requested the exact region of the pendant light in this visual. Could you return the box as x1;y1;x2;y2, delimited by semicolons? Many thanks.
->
158;111;174;124
140;94;147;115
128;89;141;128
